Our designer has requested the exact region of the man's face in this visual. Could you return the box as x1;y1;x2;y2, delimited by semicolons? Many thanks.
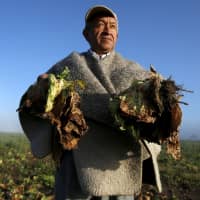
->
84;16;118;54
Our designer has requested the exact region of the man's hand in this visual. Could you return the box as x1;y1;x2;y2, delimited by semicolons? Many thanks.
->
18;73;50;112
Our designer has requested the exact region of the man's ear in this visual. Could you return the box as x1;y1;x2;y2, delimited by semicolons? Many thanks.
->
82;28;89;42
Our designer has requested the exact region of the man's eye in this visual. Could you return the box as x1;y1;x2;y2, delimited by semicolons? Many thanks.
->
110;24;117;29
96;22;104;27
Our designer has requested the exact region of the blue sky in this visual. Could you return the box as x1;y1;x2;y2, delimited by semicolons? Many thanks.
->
0;0;199;138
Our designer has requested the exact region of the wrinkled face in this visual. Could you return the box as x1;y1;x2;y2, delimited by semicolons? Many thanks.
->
84;16;118;54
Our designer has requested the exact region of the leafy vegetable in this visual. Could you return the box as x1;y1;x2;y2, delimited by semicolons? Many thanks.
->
109;68;191;160
18;67;88;164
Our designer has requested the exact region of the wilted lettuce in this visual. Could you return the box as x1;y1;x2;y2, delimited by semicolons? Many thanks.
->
45;67;84;112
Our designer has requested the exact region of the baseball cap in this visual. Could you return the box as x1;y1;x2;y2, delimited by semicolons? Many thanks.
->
85;5;118;23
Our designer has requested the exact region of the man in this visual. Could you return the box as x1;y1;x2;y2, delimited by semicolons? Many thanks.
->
19;5;162;200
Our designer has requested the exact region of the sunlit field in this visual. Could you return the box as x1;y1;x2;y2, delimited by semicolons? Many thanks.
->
0;133;199;200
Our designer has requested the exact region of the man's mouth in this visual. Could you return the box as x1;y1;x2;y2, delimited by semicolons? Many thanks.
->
101;37;112;41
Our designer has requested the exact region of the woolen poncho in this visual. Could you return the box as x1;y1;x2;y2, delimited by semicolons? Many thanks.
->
47;51;162;198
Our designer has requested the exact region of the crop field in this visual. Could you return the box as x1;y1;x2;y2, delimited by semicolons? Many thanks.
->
0;133;199;200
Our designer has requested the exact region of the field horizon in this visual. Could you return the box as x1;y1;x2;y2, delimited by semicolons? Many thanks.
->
1;130;200;141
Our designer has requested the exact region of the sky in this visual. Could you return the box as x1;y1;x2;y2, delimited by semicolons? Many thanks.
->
0;0;199;138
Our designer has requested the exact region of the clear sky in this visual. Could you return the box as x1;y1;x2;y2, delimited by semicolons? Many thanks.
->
0;0;199;138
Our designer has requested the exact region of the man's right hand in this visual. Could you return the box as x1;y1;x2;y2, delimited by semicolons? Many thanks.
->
20;73;50;111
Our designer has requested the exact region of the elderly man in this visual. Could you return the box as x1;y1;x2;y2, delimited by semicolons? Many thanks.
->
19;5;162;200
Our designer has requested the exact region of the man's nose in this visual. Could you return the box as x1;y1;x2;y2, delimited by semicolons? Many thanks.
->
103;23;110;33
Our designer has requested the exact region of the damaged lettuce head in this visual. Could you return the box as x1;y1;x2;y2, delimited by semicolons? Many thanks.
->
45;67;73;112
44;67;85;113
17;66;88;160
109;68;191;160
